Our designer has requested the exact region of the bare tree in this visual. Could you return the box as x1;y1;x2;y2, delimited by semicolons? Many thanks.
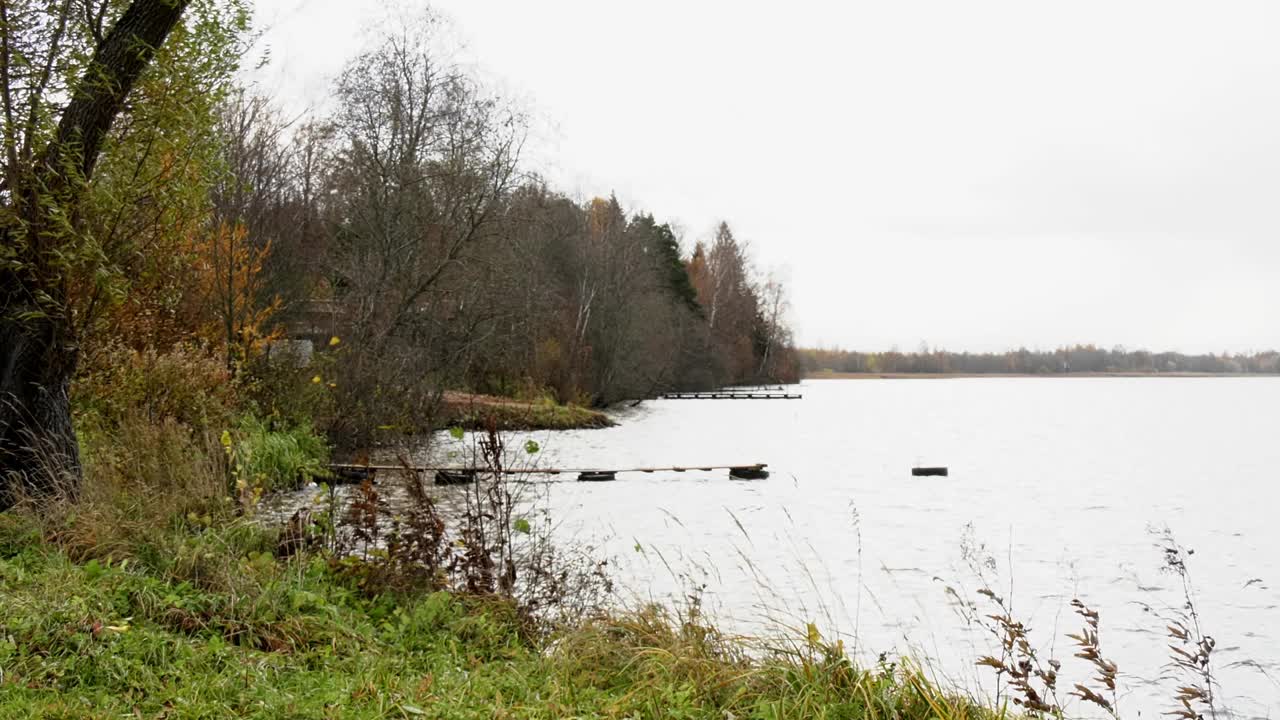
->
319;14;523;442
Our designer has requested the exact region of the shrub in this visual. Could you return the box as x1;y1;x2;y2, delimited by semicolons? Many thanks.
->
240;348;336;428
73;341;238;433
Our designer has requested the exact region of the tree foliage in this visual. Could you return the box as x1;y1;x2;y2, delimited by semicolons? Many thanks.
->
2;2;799;490
217;14;799;431
0;0;249;507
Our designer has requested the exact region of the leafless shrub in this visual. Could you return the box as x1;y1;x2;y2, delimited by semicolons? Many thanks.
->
450;422;513;595
315;418;611;632
453;419;613;630
327;463;452;594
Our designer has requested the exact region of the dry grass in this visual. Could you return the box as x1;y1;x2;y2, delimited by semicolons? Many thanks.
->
35;413;234;564
442;390;614;430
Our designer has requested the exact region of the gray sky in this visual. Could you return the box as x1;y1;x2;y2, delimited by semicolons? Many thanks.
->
249;0;1280;353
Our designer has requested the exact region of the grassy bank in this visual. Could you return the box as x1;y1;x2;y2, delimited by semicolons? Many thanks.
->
0;514;996;720
2;344;1094;719
5;370;987;718
441;391;614;431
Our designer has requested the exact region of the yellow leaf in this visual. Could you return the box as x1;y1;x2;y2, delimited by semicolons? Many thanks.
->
329;336;341;346
806;622;822;647
312;375;322;384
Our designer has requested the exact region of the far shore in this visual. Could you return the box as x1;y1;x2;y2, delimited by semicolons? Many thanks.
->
805;370;1280;380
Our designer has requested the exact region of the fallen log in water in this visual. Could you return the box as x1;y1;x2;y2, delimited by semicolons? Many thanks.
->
433;469;477;486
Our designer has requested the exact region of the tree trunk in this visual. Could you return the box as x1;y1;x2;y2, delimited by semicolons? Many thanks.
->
0;0;190;511
0;314;79;510
47;0;193;183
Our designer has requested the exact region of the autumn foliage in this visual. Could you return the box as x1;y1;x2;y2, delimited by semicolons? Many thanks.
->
89;213;280;373
182;220;282;368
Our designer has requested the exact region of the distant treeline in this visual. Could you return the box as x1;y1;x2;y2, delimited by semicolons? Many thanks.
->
800;345;1280;375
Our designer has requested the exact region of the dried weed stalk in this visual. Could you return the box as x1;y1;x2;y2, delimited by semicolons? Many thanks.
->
957;525;1063;716
1066;598;1119;717
1151;528;1221;720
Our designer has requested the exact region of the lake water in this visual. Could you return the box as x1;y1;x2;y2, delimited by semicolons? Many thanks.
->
305;378;1280;716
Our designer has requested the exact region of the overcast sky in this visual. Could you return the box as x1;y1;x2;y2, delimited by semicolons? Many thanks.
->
248;0;1280;353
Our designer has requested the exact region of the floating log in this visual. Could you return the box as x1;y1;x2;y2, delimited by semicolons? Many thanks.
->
333;466;375;484
434;469;477;486
912;467;948;477
729;466;770;480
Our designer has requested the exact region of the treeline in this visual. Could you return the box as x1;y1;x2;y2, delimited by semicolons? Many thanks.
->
203;17;797;435
0;0;799;500
801;345;1280;375
62;13;796;444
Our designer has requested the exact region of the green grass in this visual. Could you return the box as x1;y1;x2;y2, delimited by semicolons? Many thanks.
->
0;516;1000;720
231;414;331;492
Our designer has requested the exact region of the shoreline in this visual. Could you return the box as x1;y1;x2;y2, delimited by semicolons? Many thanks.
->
805;371;1280;380
440;390;614;430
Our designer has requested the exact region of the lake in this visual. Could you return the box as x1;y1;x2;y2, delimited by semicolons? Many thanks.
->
313;378;1280;716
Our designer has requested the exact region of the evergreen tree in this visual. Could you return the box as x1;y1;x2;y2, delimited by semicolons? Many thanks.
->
628;214;701;315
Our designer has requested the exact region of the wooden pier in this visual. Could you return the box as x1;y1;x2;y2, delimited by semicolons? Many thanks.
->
661;392;801;400
328;462;769;483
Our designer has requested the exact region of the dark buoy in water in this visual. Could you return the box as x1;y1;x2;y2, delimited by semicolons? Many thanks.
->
434;469;477;485
912;467;948;477
729;466;770;480
577;471;617;482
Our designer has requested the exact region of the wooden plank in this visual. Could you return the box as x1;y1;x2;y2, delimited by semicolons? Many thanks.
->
329;462;767;475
